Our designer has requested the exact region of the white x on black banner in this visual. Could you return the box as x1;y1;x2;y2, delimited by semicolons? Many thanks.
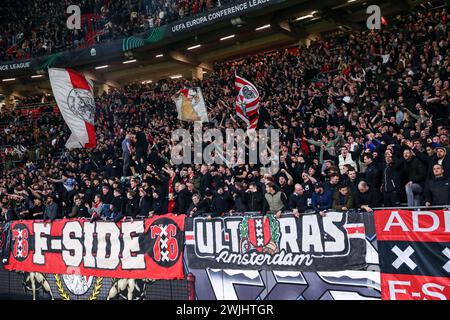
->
391;245;417;270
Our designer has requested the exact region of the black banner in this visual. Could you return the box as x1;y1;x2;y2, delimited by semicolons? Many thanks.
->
185;212;367;271
0;222;11;265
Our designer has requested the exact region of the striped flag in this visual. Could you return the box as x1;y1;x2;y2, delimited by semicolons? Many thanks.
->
235;75;260;129
48;68;96;149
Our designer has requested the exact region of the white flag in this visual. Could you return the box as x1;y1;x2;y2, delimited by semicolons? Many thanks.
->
172;87;209;122
48;68;96;149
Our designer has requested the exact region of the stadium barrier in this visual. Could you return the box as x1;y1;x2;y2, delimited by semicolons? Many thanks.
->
0;207;448;300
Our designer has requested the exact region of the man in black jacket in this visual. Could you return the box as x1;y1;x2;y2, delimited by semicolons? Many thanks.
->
364;153;381;190
402;149;426;206
1;199;15;222
355;181;380;212
124;190;139;220
174;183;192;215
424;164;450;206
110;189;125;220
245;182;264;213
381;153;402;207
138;188;152;217
211;187;232;217
187;193;211;218
149;191;164;217
289;184;311;217
198;165;212;196
427;147;450;179
134;126;148;166
230;182;247;213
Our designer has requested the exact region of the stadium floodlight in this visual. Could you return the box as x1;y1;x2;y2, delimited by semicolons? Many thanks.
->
187;45;201;50
170;75;183;79
31;75;44;78
256;24;271;31
95;65;108;69
2;78;15;82
295;11;318;21
156;54;164;58
220;35;235;41
123;59;136;64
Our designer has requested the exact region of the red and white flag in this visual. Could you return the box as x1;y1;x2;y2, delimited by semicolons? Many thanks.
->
235;75;260;129
48;68;96;149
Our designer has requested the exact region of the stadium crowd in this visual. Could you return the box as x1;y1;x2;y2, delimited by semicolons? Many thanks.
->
0;8;449;223
0;0;234;61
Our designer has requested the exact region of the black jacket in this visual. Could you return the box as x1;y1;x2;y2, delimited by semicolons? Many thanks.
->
381;161;402;193
125;197;140;218
231;187;247;212
199;172;212;196
151;196;164;214
424;176;450;206
111;196;125;213
288;192;311;212
428;155;450;179
365;163;381;189
138;196;152;216
402;157;426;186
355;188;380;210
188;198;212;217
211;192;232;217
69;204;89;218
1;208;15;222
245;191;264;212
175;188;192;214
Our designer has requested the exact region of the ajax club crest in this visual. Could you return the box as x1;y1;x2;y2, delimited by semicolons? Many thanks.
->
66;88;95;124
239;215;280;254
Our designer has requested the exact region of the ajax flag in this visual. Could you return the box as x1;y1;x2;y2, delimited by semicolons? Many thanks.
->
235;75;260;129
172;87;209;122
48;68;96;149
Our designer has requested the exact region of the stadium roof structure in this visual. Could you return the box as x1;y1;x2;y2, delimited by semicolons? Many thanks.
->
0;0;442;97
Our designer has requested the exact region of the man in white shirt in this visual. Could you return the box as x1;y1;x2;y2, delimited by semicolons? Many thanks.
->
338;146;357;175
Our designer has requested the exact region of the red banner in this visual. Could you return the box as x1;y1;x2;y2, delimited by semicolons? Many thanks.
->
374;210;450;300
381;273;450;300
4;214;185;280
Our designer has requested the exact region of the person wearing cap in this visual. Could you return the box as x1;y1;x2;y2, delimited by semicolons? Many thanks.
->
311;182;333;216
